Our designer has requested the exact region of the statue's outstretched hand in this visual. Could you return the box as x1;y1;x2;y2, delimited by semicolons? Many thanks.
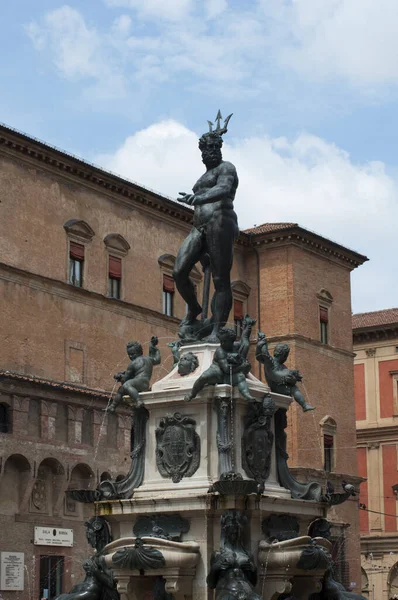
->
257;331;266;342
150;336;159;346
177;192;195;206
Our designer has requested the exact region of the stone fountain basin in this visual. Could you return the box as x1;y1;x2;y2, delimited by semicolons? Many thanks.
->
102;536;200;570
258;535;332;576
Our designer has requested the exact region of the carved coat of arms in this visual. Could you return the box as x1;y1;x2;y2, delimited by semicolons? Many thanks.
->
242;396;276;484
156;412;200;483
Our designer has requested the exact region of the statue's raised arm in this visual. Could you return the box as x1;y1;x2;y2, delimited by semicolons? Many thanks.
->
149;336;161;366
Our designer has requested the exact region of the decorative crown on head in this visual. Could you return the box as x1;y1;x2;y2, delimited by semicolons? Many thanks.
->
199;110;233;149
206;110;233;135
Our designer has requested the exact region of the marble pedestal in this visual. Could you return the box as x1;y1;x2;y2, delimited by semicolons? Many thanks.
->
96;344;327;600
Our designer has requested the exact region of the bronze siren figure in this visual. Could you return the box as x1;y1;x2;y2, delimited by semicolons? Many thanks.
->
175;110;239;343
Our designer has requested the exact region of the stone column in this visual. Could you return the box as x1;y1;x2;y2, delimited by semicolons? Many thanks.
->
116;576;133;600
367;442;383;531
11;395;29;435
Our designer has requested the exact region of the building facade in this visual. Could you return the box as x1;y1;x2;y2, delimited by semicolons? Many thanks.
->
354;309;398;599
0;123;366;599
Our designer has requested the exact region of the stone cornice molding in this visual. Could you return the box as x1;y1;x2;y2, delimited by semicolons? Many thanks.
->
353;326;398;343
361;535;398;553
103;233;131;255
357;425;398;444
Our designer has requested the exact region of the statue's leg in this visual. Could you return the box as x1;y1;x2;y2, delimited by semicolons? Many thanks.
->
184;367;222;402
173;228;204;321
123;379;143;407
292;386;315;412
204;215;237;341
236;374;256;401
108;386;125;412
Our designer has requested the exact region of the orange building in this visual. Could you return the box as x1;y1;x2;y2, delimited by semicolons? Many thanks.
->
354;309;398;599
0;122;367;599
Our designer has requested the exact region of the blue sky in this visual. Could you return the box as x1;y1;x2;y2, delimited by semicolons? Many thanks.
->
2;0;398;313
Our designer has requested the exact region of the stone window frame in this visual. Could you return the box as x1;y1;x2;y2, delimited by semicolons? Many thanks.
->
103;234;131;300
158;254;202;319
65;340;87;385
390;370;398;416
320;415;337;472
317;288;333;346
231;280;251;333
63;219;95;288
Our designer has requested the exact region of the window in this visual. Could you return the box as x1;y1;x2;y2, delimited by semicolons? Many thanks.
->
319;306;329;344
40;556;64;600
0;403;11;433
323;434;334;472
81;409;93;445
234;299;244;337
108;255;121;299
69;242;84;287
163;274;174;317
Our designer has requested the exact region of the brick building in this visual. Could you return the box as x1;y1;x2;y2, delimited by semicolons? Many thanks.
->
0;123;367;599
354;309;398;599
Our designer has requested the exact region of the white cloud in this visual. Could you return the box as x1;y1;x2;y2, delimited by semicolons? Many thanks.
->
27;6;100;80
96;119;398;312
111;14;132;37
268;0;398;87
205;0;228;20
104;0;194;21
25;6;126;99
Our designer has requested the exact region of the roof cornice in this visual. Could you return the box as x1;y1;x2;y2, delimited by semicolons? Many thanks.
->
246;225;368;270
0;123;195;226
353;325;398;343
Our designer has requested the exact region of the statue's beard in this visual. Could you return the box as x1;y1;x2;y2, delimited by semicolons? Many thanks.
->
202;149;222;168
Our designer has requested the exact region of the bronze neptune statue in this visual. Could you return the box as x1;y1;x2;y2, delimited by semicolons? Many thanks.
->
175;110;239;343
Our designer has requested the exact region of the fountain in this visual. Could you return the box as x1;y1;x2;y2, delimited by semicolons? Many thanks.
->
63;112;365;600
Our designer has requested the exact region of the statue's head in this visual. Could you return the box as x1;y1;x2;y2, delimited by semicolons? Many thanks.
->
126;341;143;359
218;327;237;345
221;510;245;546
198;132;223;169
178;352;199;376
273;343;290;362
85;516;112;553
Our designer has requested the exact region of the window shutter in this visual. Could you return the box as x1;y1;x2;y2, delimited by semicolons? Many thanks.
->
324;434;334;447
234;299;244;320
163;274;175;293
109;256;121;279
70;242;84;260
319;307;329;323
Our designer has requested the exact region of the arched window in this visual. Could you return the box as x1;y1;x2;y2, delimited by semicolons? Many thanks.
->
320;416;337;472
63;219;95;288
317;288;333;345
0;403;11;433
104;234;130;300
